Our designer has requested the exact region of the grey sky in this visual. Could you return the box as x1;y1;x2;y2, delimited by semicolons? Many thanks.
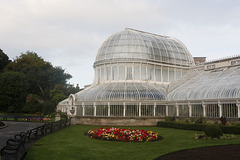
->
1;0;240;87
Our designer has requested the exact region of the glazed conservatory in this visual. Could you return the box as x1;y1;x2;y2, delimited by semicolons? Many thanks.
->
57;28;240;125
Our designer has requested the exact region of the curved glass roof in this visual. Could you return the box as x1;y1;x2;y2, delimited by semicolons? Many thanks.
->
75;82;166;101
58;98;68;105
95;28;195;67
168;66;240;101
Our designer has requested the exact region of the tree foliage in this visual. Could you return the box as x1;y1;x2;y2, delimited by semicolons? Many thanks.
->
0;51;78;114
50;84;80;106
0;71;29;112
0;49;11;72
5;51;72;99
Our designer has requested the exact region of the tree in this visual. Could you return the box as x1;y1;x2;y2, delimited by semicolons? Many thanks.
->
0;71;29;112
42;100;55;115
0;49;11;72
5;51;72;100
50;84;68;106
66;84;81;95
2;51;73;113
22;98;43;114
49;84;80;106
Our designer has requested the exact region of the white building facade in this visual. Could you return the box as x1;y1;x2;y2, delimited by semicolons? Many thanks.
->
57;28;240;122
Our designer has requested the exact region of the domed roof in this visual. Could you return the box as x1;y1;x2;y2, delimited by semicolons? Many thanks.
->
75;82;166;101
168;66;240;101
95;28;195;67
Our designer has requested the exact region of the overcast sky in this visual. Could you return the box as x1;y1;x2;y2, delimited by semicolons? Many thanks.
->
1;0;240;87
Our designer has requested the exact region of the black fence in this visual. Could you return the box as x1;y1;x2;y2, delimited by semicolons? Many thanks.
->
0;118;71;160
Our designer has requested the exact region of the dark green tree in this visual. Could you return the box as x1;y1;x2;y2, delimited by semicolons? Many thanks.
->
66;84;81;95
0;49;11;72
42;100;55;115
5;51;72;100
50;84;68;106
22;98;43;114
2;51;72;113
0;71;29;112
50;84;80;106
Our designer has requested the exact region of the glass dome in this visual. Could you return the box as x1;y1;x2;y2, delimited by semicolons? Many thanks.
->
74;82;166;102
57;28;240;121
95;28;195;67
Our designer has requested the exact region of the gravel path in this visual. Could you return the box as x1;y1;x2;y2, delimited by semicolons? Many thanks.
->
0;121;44;150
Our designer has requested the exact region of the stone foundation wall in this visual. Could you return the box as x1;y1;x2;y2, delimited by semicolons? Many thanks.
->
74;116;165;126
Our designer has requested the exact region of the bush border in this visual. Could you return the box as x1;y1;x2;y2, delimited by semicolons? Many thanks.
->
157;121;240;134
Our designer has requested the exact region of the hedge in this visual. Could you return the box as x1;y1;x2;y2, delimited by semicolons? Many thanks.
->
157;121;240;134
220;125;240;134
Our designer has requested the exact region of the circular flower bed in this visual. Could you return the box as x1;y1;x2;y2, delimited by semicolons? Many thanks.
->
87;127;162;142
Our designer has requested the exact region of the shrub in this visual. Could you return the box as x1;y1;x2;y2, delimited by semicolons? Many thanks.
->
194;115;205;124
219;116;227;125
204;125;223;138
157;121;205;131
220;125;240;134
35;112;42;115
165;116;176;122
184;119;190;124
51;112;68;119
157;121;240;135
59;112;68;119
214;120;219;125
235;122;240;127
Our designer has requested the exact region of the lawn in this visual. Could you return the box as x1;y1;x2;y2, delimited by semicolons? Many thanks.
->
25;125;240;160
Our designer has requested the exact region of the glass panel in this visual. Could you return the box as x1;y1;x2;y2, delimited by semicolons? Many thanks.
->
106;65;111;81
141;64;147;81
192;105;203;117
97;68;100;83
141;105;154;116
122;46;128;52
168;105;176;116
147;65;154;81
85;105;94;116
222;104;237;118
126;105;139;117
110;105;123;117
134;64;140;80
126;66;133;80
155;66;161;82
119;65;125;80
96;105;108;117
169;67;175;82
182;69;188;75
155;105;166;116
162;66;168;82
76;105;83;116
112;66;117;81
179;105;189;117
176;68;182;79
101;66;104;82
206;104;219;118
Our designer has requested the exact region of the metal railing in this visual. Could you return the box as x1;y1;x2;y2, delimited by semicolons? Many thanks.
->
0;118;71;160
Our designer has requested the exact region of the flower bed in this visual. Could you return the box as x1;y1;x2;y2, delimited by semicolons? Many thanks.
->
87;127;162;142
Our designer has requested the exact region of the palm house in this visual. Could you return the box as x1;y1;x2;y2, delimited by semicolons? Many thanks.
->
57;28;240;125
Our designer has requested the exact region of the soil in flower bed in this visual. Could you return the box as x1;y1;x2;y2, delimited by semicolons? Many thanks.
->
155;144;240;160
87;127;162;142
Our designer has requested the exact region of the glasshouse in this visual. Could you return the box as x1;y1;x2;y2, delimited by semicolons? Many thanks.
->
57;28;240;125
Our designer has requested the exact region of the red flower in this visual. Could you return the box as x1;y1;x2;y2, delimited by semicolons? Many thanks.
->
87;127;162;142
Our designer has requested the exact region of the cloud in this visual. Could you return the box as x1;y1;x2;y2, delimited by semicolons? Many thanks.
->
1;0;240;86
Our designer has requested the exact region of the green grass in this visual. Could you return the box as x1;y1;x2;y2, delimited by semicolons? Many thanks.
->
25;125;240;160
